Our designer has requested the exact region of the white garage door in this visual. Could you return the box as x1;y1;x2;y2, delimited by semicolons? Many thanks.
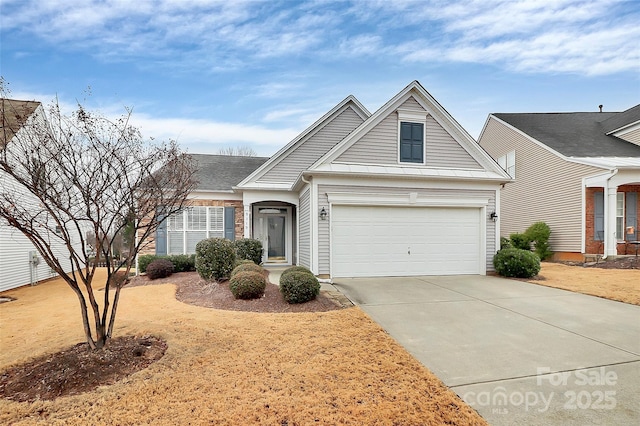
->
331;205;482;277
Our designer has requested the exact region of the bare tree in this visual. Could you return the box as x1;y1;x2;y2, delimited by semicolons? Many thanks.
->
0;86;197;349
217;145;257;156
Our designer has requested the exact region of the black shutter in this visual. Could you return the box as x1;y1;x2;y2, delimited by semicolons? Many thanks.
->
224;207;236;241
400;122;423;163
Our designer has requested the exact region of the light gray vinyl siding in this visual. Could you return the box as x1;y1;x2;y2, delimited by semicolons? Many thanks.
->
0;223;74;292
318;184;496;274
618;127;640;146
479;118;604;252
298;188;311;268
257;106;364;184
336;112;397;163
336;97;482;169
426;116;482;169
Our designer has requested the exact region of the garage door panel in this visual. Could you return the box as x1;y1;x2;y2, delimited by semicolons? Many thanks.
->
332;205;481;277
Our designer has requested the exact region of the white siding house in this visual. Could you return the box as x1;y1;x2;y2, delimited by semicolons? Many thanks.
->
0;99;80;292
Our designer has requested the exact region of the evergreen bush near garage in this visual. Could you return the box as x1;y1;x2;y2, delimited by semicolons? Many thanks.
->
229;271;266;299
230;262;265;278
509;233;531;250
279;270;321;304
280;265;313;281
195;237;236;281
146;258;175;280
525;222;553;260
493;248;541;278
234;238;264;265
500;236;512;250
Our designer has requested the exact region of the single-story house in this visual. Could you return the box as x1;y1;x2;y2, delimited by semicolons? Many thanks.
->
0;99;81;292
144;81;512;278
478;104;640;261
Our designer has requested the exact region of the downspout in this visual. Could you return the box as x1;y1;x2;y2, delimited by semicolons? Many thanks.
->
602;168;619;260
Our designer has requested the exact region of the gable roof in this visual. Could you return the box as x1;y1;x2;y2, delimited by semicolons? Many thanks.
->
1;98;41;147
190;154;269;191
493;111;640;158
602;104;640;134
308;80;510;179
236;95;370;189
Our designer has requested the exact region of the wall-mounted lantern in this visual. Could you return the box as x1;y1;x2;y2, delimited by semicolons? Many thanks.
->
319;207;328;220
490;211;498;222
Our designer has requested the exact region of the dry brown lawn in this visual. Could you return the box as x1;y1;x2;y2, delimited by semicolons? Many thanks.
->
527;262;640;305
0;270;486;425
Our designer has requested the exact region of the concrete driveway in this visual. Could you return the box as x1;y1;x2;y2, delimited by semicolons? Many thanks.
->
333;275;640;425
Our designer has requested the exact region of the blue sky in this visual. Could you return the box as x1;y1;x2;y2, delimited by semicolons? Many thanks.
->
1;0;639;156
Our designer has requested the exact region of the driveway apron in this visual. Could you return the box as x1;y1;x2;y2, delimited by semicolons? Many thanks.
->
333;275;640;425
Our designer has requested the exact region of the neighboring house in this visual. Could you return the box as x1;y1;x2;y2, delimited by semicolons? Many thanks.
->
0;99;80;292
145;81;511;278
478;105;640;261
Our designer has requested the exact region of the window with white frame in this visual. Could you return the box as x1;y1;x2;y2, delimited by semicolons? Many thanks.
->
616;192;624;241
397;109;427;164
498;150;515;178
167;206;224;254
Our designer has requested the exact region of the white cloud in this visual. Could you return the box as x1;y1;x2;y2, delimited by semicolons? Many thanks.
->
2;0;638;78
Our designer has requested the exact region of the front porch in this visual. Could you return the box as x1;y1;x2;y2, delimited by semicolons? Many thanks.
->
242;191;298;266
584;171;640;257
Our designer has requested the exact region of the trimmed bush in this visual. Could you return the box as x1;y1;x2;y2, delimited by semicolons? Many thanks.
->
525;222;553;260
234;238;263;265
146;258;175;280
280;270;320;304
195;237;236;281
138;254;163;273
229;271;266;299
493;248;540;278
280;265;313;281
231;262;265;278
500;236;512;250
509;233;531;250
169;254;196;272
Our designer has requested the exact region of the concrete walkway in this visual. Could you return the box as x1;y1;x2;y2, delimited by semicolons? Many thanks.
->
333;275;640;425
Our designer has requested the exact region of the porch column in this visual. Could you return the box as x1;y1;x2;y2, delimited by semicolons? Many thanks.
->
243;203;251;238
604;184;618;257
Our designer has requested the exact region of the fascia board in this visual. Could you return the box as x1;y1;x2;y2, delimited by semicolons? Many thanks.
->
236;96;371;188
606;120;640;136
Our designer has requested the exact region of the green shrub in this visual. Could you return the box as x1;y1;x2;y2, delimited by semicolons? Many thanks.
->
169;254;196;272
279;270;320;304
493;248;541;278
195;238;236;281
280;265;313;281
229;271;266;299
510;233;531;250
525;222;553;260
146;258;175;280
231;262;265;278
138;254;163;273
500;236;512;250
234;238;264;265
235;259;256;267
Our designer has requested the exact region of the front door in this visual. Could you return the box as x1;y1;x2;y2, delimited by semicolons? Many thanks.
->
253;207;290;264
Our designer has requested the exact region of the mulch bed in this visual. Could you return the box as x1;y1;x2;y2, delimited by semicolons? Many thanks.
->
127;271;346;313
0;336;166;403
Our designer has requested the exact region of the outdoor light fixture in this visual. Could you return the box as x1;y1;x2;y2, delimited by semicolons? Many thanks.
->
490;211;498;222
319;207;328;220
